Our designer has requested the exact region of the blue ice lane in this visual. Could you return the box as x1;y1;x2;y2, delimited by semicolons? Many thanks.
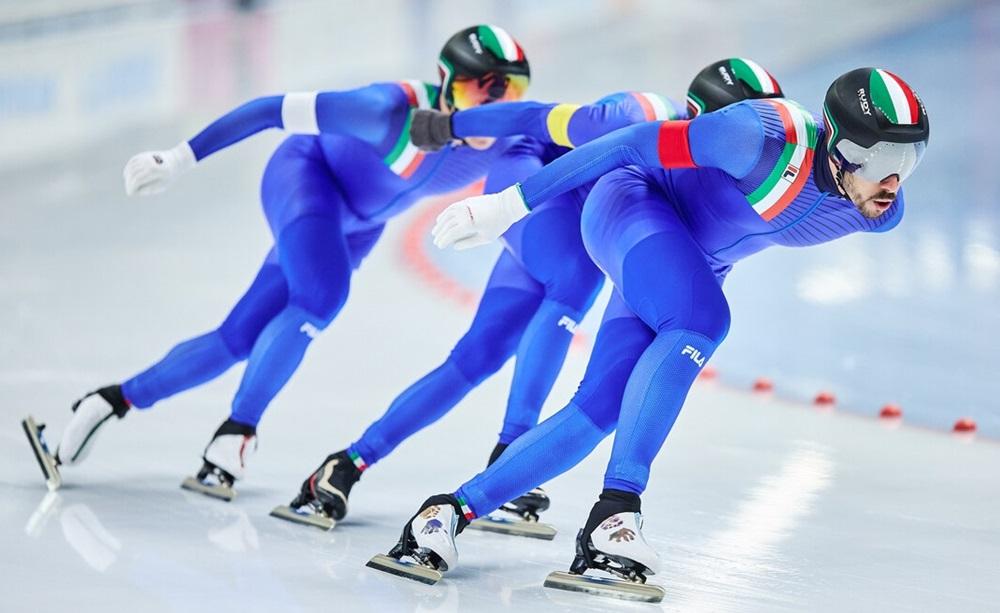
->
717;3;1000;436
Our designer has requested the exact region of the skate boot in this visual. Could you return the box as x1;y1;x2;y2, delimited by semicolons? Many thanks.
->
22;385;131;491
270;450;362;530
467;442;557;540
367;494;469;585
181;418;256;502
544;489;665;603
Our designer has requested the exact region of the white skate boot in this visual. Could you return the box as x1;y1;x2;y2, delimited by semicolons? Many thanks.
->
545;491;666;603
22;385;131;491
181;419;256;502
367;494;466;585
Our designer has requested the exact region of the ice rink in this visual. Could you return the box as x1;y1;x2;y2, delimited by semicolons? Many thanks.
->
2;1;999;611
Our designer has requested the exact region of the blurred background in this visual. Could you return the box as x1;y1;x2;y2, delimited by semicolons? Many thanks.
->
2;0;997;434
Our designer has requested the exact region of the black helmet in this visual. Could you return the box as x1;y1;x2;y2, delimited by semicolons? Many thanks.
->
823;67;929;183
686;57;783;116
438;25;530;110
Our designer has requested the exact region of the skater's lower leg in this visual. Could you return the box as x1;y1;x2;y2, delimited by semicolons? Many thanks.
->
347;281;541;467
457;302;654;518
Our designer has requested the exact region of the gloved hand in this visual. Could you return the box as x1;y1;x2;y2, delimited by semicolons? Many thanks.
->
123;142;196;196
431;184;529;250
409;109;455;152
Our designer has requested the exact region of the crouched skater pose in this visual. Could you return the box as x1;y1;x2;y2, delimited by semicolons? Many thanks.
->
275;59;783;536
21;25;533;498
368;67;929;602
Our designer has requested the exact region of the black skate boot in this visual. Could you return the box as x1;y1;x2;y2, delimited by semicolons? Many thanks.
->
367;494;470;585
545;489;665;603
465;442;557;540
270;450;361;530
181;419;257;502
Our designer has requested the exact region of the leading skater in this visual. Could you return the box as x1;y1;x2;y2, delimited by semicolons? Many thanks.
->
273;58;783;534
370;67;929;601
22;25;533;498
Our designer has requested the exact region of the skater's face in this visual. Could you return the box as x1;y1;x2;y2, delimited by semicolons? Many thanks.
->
829;158;900;220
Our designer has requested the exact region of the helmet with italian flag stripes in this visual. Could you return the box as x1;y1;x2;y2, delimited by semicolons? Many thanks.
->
686;57;783;117
823;67;929;183
438;25;530;111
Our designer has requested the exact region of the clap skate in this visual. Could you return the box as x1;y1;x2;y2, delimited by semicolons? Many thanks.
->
367;494;464;585
270;450;360;530
544;491;664;602
467;486;556;540
181;419;256;502
21;417;62;491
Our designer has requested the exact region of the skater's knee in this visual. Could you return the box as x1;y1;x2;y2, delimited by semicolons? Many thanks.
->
449;335;513;384
290;282;349;325
572;396;619;435
216;325;255;360
544;261;604;313
667;294;730;345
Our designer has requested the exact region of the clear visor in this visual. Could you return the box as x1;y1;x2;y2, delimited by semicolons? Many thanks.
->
834;138;926;183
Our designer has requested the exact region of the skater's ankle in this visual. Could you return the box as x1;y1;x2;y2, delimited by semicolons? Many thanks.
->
421;493;471;533
215;418;256;437
598;488;641;512
487;442;508;467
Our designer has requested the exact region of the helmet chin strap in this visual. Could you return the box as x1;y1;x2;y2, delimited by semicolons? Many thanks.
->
830;155;850;199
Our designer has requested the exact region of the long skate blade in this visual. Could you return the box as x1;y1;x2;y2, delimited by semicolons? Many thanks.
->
467;516;557;540
544;571;665;603
365;554;442;585
21;416;62;491
269;505;335;530
180;476;235;502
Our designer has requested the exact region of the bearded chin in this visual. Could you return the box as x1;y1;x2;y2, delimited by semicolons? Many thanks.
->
855;200;884;220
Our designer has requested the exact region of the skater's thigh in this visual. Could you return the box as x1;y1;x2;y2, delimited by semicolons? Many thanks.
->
619;230;729;340
518;195;604;311
218;248;289;359
580;166;679;284
451;251;544;370
260;136;346;233
571;291;655;431
275;212;352;322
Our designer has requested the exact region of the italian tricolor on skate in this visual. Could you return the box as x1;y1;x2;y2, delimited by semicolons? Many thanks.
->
746;99;818;221
348;449;368;471
869;69;920;125
456;495;475;521
384;80;437;179
477;25;525;62
730;58;781;95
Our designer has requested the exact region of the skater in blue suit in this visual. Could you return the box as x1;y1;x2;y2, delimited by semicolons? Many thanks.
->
373;67;929;599
275;59;785;532
30;25;536;500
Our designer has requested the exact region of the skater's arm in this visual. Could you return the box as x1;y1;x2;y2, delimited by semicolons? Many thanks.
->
122;84;406;196
415;92;680;150
518;103;763;208
430;104;763;250
188;84;402;159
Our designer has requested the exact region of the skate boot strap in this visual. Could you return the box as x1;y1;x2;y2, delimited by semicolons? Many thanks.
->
212;418;256;438
419;493;470;533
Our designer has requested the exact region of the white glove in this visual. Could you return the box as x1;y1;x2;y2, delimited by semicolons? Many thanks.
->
123;142;196;196
431;184;529;250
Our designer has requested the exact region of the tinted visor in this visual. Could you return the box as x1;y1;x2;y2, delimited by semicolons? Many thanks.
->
834;138;926;183
449;73;529;110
